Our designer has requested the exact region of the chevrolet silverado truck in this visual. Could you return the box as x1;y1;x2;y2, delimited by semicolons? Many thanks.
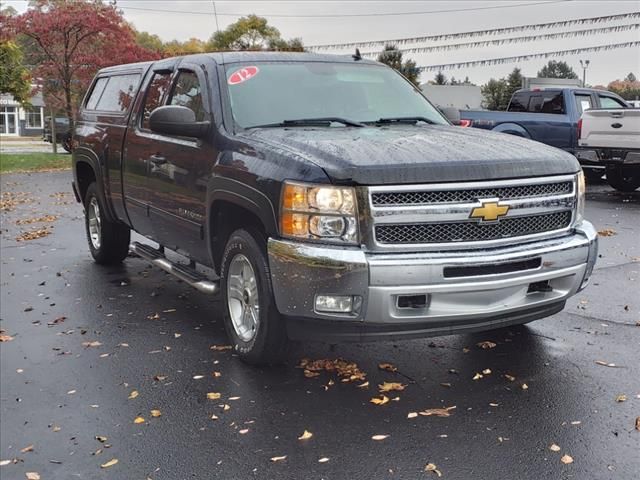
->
460;87;629;181
578;107;640;191
72;53;598;365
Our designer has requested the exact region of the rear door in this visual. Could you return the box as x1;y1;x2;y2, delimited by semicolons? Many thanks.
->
522;91;571;149
145;63;217;262
122;62;176;237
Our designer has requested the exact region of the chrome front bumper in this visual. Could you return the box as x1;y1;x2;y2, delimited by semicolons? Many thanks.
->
267;221;598;341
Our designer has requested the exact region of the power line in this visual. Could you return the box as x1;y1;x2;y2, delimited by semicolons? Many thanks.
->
417;41;640;72
361;23;640;57
308;11;640;50
117;0;570;19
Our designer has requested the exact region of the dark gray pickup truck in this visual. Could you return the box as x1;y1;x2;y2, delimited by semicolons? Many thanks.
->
72;52;598;364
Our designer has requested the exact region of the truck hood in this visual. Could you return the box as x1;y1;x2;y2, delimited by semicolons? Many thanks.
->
242;125;580;185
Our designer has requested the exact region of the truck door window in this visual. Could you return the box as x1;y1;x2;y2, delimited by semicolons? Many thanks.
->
85;77;108;110
507;93;529;112
528;92;564;114
141;72;172;130
92;74;141;113
574;94;593;114
599;95;627;109
169;71;205;121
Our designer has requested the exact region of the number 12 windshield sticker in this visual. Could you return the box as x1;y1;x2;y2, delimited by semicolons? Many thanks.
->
228;66;260;85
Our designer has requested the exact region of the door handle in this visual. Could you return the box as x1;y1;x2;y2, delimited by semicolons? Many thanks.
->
150;154;167;165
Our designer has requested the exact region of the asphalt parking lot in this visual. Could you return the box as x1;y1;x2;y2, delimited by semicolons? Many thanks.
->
1;171;638;480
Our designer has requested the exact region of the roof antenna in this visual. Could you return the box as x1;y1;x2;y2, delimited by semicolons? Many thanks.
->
352;48;362;61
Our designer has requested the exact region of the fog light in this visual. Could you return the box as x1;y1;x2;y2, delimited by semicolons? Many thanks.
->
315;295;354;313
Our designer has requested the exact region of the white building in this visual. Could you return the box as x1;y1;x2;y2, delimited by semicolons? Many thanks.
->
0;91;46;137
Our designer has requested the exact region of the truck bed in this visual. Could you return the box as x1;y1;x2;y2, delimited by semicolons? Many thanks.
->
579;108;640;150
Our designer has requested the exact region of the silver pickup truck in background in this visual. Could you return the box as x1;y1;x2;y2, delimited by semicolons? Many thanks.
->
578;108;640;192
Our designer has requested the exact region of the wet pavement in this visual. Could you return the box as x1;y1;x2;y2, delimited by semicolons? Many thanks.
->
1;171;639;480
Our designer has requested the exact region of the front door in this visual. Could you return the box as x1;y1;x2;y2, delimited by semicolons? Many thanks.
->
146;65;217;263
0;107;18;135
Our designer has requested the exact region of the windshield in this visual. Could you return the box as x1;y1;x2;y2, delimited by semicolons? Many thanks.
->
224;62;448;129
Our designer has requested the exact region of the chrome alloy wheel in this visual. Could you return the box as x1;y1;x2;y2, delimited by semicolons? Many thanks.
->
227;254;260;342
87;197;102;250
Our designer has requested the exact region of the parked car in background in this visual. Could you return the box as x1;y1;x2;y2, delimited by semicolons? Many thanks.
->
43;116;72;152
578;107;640;191
460;88;629;180
72;53;597;365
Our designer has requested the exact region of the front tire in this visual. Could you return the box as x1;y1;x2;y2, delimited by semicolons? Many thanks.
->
605;165;640;192
220;228;288;365
84;183;130;264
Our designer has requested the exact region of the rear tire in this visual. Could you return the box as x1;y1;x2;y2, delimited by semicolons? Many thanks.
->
84;182;130;264
605;165;640;192
220;228;289;365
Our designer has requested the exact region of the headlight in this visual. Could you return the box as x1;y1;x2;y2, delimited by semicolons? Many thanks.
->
281;181;358;244
575;171;586;224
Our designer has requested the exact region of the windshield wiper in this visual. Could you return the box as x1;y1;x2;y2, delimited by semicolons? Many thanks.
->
247;117;365;129
372;116;436;125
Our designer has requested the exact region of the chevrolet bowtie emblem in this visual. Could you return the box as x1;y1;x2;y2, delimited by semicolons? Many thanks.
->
469;201;510;222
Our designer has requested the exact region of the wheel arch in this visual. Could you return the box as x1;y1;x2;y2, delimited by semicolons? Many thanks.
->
492;123;531;139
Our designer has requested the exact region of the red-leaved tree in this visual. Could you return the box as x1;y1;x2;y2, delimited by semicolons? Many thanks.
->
9;0;159;134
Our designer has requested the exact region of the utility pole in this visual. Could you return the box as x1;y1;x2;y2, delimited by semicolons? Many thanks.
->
579;59;590;88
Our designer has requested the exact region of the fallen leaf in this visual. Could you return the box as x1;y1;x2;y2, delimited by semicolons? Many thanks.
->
597;228;616;237
150;409;161;417
212;371;222;378
482;368;492;375
615;394;627;403
298;430;313;440
153;375;168;381
635;417;640;431
270;455;287;462
239;429;249;434
425;463;442;477
133;416;145;424
173;333;181;338
0;334;15;342
419;406;456;417
207;392;221;400
318;457;330;463
521;383;529;390
407;412;418;419
26;473;41;480
549;444;561;452
378;382;406;393
357;381;369;388
222;404;231;411
378;363;397;372
210;414;219;420
489;403;499;407
370;395;390;406
504;374;516;381
193;375;204;380
210;345;232;351
100;458;118;468
298;358;367;383
0;460;11;466
82;341;102;348
95;436;107;443
477;341;497;349
228;396;241;401
472;373;483;380
595;360;617;367
128;390;139;399
20;445;34;453
561;454;574;464
371;434;389;441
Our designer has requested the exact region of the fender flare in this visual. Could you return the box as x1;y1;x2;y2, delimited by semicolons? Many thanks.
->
492;123;531;139
206;176;279;234
73;147;118;223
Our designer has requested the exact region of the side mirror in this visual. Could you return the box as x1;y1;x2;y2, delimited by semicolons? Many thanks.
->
440;107;461;126
149;105;210;138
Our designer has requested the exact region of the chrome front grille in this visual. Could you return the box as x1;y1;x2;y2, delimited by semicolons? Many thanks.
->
375;211;572;244
371;181;573;206
363;175;577;251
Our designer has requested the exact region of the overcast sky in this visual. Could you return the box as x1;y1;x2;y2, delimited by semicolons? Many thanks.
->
6;0;640;85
